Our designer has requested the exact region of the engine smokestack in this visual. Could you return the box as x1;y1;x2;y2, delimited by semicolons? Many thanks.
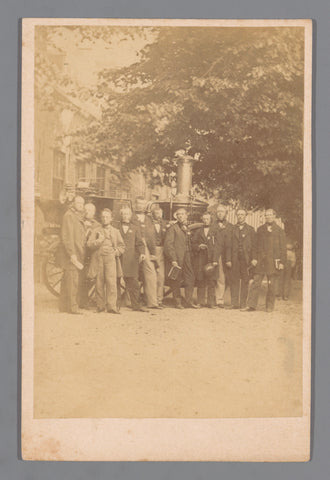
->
174;150;196;202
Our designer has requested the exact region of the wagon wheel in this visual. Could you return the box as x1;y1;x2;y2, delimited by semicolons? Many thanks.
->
42;255;63;297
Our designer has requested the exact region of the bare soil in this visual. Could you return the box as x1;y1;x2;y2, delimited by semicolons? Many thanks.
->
34;281;303;418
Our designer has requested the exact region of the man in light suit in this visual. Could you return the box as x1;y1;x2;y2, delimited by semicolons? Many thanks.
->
150;205;168;307
87;208;125;314
131;197;161;309
214;204;233;308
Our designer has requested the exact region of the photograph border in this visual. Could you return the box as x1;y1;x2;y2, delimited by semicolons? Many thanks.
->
21;17;312;461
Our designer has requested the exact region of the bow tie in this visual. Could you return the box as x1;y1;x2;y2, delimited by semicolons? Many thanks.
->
122;222;130;226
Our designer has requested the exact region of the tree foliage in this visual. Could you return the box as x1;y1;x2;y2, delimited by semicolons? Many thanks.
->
93;27;304;239
36;26;305;241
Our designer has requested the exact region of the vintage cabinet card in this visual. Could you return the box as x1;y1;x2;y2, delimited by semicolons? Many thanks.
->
21;18;312;461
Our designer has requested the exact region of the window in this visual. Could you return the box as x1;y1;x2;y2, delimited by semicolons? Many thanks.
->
96;165;106;193
75;161;86;183
52;150;65;199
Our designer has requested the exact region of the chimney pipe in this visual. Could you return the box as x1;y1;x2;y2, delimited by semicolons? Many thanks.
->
174;151;196;201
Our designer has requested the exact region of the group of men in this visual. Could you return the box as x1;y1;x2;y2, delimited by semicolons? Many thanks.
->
59;194;292;315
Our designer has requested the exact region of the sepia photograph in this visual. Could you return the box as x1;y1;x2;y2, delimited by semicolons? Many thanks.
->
21;18;312;461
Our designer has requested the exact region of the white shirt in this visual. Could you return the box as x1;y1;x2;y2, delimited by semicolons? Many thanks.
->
136;213;145;223
203;227;210;237
122;225;129;234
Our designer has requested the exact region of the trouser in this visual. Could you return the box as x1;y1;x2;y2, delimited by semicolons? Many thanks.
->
79;264;93;308
215;255;231;305
95;254;117;311
155;246;165;304
247;273;277;311
119;276;141;310
280;261;294;298
197;278;216;306
231;252;249;308
59;264;80;313
169;252;195;305
141;246;158;307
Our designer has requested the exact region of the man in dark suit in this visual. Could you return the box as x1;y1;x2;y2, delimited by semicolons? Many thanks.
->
164;208;197;309
231;209;257;309
214;204;234;308
244;209;287;312
59;195;86;314
131;197;160;309
191;212;218;308
117;206;149;312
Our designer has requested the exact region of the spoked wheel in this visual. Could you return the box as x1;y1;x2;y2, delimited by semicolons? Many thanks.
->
42;254;63;297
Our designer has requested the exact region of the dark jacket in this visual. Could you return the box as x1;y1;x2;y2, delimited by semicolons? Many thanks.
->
131;213;157;256
164;222;192;268
232;223;257;266
150;218;168;247
117;222;145;278
61;207;86;265
191;225;218;281
255;222;287;275
87;224;125;279
213;219;233;263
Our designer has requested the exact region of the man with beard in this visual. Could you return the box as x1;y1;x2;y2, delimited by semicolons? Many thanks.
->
59;195;86;314
117;206;149;312
131;197;160;309
150;205;168;308
87;209;125;314
244;209;286;313
164;208;197;309
231;208;257;310
214;204;233;308
191;212;219;308
79;202;99;308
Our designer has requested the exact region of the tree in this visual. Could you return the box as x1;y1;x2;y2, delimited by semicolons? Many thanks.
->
91;26;304;240
35;26;305;242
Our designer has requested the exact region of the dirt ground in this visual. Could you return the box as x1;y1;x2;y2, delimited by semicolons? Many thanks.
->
34;281;303;419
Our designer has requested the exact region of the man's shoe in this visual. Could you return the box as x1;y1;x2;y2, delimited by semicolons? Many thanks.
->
217;304;225;309
283;296;288;301
241;307;256;312
207;304;217;309
132;306;149;312
266;307;274;313
149;305;162;310
185;303;199;309
108;308;121;314
174;301;184;309
95;307;105;313
225;305;240;310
